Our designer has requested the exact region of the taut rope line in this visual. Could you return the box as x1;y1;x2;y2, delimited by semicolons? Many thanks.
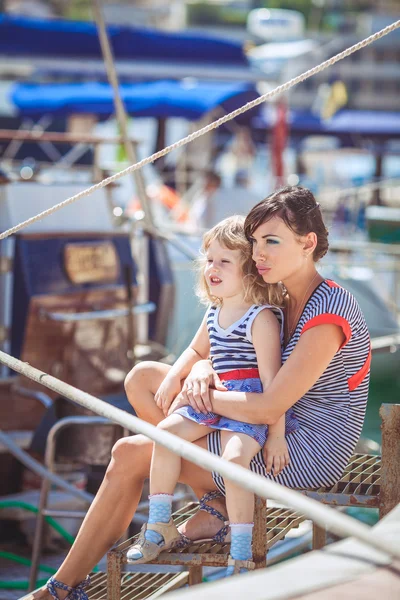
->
0;348;398;561
0;19;399;241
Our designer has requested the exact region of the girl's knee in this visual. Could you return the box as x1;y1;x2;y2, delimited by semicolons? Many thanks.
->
221;434;256;467
156;415;184;436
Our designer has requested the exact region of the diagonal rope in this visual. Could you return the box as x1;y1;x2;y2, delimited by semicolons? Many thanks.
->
1;19;399;241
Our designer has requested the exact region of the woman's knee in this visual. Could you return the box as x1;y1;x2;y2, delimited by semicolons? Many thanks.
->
124;361;160;408
109;434;152;479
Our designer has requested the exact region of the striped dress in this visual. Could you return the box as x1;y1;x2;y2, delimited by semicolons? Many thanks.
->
208;279;371;492
175;303;298;446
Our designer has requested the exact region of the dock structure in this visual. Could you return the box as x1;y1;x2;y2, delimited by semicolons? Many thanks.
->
159;503;400;600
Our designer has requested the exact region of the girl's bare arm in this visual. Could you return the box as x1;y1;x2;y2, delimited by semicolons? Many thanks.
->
209;324;345;425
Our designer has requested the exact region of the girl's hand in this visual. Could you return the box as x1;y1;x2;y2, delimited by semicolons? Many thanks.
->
155;375;182;417
167;392;189;417
263;435;290;477
181;360;226;415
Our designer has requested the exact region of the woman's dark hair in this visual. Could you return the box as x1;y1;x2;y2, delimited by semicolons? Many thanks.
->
244;186;329;261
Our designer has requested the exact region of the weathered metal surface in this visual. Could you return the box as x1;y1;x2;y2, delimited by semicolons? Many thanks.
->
302;453;381;507
88;570;188;600
107;552;122;600
253;496;267;568
188;566;203;586
312;524;326;550
379;403;400;518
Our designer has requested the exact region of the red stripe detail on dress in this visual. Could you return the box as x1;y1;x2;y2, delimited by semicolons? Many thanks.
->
301;313;352;349
219;368;260;381
326;279;341;288
348;347;371;391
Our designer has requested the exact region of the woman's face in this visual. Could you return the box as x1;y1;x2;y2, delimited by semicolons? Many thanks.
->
249;216;311;284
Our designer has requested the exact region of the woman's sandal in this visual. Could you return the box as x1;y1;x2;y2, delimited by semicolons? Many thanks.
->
46;575;90;600
176;490;231;548
126;517;181;564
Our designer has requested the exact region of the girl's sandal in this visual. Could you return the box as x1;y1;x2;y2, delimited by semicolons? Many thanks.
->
225;556;254;577
176;490;231;548
46;575;90;600
126;518;181;564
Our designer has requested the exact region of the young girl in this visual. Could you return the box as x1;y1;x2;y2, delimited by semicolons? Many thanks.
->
127;215;298;573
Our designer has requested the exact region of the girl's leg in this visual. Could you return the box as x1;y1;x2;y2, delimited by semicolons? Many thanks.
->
220;431;262;571
128;417;213;561
151;415;213;495
221;431;261;523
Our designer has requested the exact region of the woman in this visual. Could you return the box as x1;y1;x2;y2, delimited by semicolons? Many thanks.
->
32;186;370;600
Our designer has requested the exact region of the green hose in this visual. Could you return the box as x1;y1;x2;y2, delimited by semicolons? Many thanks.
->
0;500;98;589
0;501;75;544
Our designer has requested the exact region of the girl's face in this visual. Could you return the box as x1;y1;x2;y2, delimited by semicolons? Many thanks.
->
250;216;311;284
204;239;244;301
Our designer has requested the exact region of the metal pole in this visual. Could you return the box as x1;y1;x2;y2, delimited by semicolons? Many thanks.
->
0;349;399;561
92;0;154;227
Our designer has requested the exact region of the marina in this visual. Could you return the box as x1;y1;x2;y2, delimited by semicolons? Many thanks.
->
0;2;399;598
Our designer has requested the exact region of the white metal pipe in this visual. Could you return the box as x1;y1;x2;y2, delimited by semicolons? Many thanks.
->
0;349;399;560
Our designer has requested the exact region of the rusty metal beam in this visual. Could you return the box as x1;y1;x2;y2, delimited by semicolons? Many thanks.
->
379;403;400;518
0;129;138;146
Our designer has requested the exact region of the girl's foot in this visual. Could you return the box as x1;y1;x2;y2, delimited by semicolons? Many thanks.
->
127;518;181;564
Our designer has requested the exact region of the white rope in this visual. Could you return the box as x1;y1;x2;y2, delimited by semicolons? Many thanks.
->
0;348;398;562
1;19;399;241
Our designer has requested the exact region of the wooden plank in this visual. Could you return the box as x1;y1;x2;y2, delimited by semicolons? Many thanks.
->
380;403;400;518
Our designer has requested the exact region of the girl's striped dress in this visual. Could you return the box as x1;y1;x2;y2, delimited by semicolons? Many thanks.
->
175;303;298;447
208;280;371;493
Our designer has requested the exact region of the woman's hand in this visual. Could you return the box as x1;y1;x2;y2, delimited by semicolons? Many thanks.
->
155;375;182;417
167;392;189;417
263;435;290;477
181;360;226;414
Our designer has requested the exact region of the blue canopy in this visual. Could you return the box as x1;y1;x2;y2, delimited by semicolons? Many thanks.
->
257;108;400;139
11;81;260;121
0;15;247;66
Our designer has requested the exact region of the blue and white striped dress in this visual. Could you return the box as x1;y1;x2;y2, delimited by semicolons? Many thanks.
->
208;280;371;492
175;303;299;447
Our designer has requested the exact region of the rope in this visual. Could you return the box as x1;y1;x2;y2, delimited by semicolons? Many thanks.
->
1;19;399;241
0;349;398;562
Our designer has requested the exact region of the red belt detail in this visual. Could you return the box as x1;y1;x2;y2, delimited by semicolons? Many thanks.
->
348;347;371;392
219;368;260;381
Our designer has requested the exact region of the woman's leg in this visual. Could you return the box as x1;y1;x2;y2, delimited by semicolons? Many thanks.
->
28;362;222;599
125;361;170;424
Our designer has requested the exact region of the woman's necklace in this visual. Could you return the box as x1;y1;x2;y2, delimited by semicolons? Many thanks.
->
286;272;320;341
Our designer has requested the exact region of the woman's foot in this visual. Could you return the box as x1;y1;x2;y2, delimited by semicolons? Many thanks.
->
178;491;228;542
23;588;68;600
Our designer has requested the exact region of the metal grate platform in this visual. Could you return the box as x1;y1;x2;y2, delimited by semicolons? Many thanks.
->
302;454;381;507
110;502;305;568
87;571;189;599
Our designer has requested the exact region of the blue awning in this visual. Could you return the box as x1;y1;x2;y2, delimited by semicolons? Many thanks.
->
257;108;400;138
0;15;247;66
11;81;260;121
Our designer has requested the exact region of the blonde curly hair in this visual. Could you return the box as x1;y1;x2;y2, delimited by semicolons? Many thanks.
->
196;215;284;307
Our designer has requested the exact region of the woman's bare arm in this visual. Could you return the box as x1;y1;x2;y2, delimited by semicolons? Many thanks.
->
209;324;345;424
